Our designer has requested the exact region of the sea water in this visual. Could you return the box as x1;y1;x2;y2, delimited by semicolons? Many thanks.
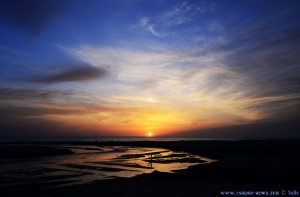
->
0;136;239;142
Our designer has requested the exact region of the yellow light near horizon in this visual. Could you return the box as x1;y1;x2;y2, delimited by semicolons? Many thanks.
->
42;103;194;137
128;108;191;136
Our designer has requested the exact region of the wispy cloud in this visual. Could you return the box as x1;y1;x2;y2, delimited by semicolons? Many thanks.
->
65;45;265;126
158;1;192;27
66;15;300;129
196;1;217;13
23;65;107;83
138;1;213;37
0;87;72;103
139;17;161;37
0;85;191;136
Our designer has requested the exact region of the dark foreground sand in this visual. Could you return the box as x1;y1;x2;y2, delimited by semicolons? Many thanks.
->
1;140;300;197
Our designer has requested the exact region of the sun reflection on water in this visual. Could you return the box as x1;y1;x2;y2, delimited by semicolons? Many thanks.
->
0;145;216;188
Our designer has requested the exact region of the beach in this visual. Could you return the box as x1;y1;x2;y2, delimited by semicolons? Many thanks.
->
1;140;300;197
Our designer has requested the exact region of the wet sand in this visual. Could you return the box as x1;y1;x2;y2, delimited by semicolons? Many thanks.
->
1;140;300;196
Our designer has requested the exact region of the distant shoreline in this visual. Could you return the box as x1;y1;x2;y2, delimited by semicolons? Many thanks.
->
0;136;247;143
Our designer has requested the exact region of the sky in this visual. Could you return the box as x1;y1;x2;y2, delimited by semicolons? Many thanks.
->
0;0;300;138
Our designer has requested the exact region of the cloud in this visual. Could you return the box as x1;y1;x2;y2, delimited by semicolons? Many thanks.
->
0;86;191;137
138;1;205;37
139;1;216;37
0;87;72;102
0;86;91;112
0;106;86;137
173;119;300;138
66;46;260;123
0;106;82;119
139;17;161;37
159;1;192;27
0;0;68;36
207;17;300;101
196;1;217;13
25;65;107;83
0;86;124;113
66;35;300;128
0;87;124;137
0;117;71;137
0;94;86;137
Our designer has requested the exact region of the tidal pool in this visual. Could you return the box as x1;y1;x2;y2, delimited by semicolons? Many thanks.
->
0;145;215;188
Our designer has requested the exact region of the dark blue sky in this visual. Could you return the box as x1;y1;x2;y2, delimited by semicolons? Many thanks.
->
0;0;300;138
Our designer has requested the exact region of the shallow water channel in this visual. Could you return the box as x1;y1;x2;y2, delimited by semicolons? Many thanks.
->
0;145;215;188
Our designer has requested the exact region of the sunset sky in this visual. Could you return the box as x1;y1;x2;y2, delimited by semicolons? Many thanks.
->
0;0;299;138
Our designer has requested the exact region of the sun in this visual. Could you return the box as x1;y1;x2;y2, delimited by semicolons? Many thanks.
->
147;132;152;137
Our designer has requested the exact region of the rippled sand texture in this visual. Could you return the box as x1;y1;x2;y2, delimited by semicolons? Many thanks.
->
0;145;214;189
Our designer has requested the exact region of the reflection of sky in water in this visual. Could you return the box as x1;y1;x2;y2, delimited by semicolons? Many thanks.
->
0;145;215;188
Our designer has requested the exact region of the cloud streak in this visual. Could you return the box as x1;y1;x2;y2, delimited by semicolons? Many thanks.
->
65;46;259;124
25;66;107;83
66;26;300;128
0;87;72;102
138;1;216;38
139;17;161;37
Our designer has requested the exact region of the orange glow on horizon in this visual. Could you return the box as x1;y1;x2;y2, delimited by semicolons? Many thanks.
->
38;101;251;137
41;106;192;136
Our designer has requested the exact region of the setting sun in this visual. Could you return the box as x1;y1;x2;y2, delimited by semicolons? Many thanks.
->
147;132;152;137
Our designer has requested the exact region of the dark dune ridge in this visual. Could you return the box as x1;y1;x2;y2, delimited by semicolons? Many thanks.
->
1;140;300;197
